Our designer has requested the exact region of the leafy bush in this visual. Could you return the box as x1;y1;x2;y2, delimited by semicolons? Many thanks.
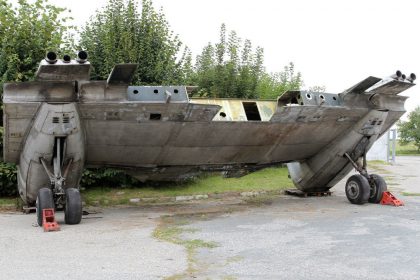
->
0;126;17;196
0;165;138;197
81;168;139;188
0;162;17;197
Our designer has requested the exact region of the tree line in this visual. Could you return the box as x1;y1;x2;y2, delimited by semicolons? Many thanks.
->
0;0;306;100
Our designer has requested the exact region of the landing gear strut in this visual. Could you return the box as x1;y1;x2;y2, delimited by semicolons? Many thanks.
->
36;137;82;225
344;152;387;205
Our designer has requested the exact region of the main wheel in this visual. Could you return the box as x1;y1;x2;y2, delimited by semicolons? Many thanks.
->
36;188;54;226
368;174;387;203
345;174;370;205
64;188;82;225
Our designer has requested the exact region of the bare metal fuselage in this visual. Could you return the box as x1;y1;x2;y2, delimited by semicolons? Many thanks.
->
2;61;414;205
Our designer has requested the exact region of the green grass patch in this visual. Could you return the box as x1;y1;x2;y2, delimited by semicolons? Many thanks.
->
82;167;292;206
0;197;19;211
0;197;16;206
395;141;420;156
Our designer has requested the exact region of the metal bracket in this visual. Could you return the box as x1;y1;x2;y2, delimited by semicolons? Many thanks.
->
344;152;369;179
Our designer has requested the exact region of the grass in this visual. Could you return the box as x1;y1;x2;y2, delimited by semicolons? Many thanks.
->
0;198;16;206
0;197;20;211
82;167;293;206
395;141;420;156
0;167;292;209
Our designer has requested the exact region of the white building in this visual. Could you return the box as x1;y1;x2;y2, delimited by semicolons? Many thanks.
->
367;130;397;162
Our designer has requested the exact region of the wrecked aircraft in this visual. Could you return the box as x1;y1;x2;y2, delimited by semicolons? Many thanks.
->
2;51;416;225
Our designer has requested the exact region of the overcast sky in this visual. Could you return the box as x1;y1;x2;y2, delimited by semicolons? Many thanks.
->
47;0;419;116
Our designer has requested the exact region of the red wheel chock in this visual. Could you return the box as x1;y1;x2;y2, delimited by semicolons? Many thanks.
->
42;208;60;232
380;191;404;207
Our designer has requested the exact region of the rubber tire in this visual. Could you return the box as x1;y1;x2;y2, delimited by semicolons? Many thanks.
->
36;188;54;226
64;188;82;225
345;174;370;205
368;174;387;203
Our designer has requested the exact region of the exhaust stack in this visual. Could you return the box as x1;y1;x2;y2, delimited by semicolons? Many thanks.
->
45;51;57;64
63;54;71;63
391;70;402;80
77;51;88;63
36;51;91;81
407;73;416;83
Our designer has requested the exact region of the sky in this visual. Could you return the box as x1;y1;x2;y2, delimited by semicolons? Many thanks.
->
46;0;420;116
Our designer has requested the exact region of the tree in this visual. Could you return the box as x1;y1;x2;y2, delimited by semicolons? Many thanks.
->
398;107;420;151
0;0;74;94
176;46;196;85
194;24;266;98
79;0;185;85
256;62;303;99
193;24;306;99
195;43;215;96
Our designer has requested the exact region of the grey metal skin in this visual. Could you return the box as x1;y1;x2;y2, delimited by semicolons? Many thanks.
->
2;56;415;206
16;103;85;204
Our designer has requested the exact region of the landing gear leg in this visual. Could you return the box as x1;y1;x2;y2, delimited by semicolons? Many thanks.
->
344;152;387;205
40;137;83;225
